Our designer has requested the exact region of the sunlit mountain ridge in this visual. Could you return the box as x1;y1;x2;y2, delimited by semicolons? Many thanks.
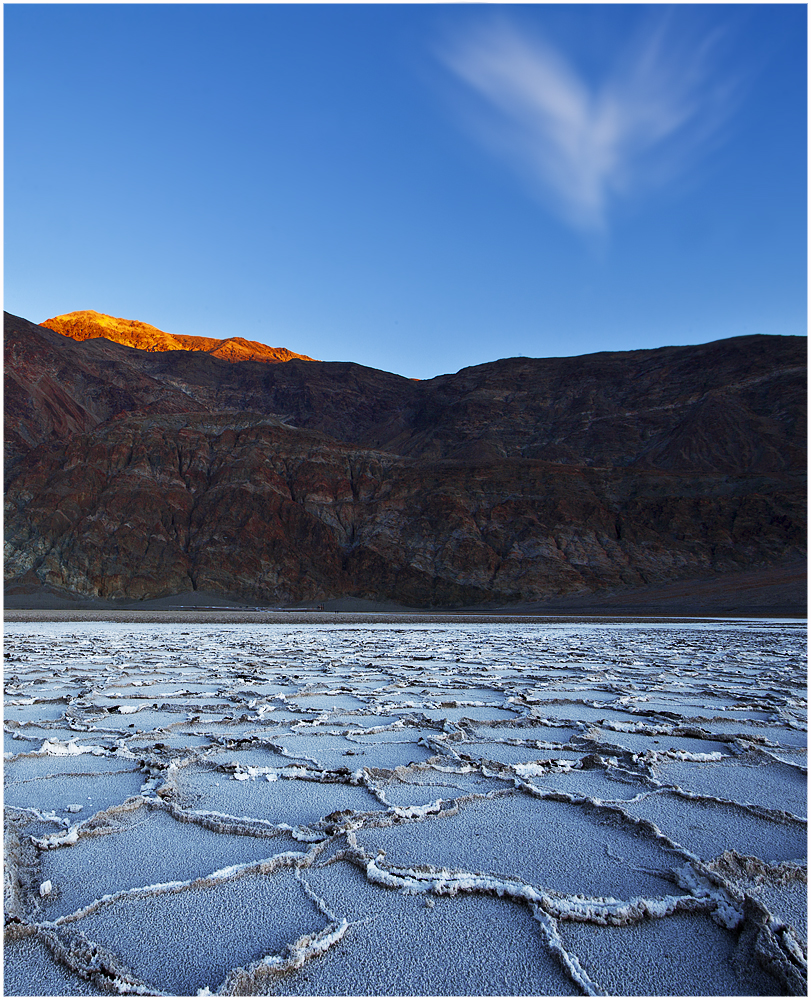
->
41;309;317;364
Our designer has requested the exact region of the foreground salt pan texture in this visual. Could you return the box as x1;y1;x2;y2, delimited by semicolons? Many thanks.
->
4;620;807;996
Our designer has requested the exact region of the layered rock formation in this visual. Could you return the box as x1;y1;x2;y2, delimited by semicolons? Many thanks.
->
4;311;806;608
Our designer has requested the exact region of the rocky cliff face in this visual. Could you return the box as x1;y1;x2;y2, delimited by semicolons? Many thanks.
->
4;311;806;607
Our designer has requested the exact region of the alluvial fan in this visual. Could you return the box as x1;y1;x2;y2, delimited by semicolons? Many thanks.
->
3;620;807;996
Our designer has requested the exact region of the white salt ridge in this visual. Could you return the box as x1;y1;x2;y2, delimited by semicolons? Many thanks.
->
672;862;744;929
33;825;82;849
4;620;806;996
514;760;576;778
12;805;74;830
664;750;726;761
360;851;736;938
37;739;109;756
220;918;350;992
390;799;444;820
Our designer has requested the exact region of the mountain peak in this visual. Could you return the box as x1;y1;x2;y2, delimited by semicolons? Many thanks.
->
40;310;317;364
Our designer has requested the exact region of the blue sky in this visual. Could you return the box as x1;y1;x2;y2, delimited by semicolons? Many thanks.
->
5;3;807;379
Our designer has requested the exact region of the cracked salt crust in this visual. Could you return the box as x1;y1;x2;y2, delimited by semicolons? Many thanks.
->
4;619;807;996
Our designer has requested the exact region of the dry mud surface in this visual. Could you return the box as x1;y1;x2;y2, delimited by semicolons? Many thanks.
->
4;619;807;997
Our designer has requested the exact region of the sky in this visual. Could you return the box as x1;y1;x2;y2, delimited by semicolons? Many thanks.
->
4;3;807;380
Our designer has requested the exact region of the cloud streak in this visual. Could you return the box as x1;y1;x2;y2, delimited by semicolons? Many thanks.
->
441;15;739;233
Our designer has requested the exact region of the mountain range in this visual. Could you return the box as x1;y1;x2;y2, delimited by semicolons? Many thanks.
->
4;310;806;612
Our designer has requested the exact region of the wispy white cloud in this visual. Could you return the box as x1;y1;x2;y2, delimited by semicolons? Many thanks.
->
440;15;739;233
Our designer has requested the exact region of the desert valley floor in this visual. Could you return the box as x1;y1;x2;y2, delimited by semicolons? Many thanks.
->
3;618;807;997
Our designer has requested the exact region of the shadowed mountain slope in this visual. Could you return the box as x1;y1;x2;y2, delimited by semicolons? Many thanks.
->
4;311;805;609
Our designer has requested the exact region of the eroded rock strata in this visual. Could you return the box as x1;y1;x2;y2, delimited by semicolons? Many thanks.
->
4;311;806;607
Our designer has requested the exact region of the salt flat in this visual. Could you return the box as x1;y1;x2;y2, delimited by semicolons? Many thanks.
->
4;619;807;996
